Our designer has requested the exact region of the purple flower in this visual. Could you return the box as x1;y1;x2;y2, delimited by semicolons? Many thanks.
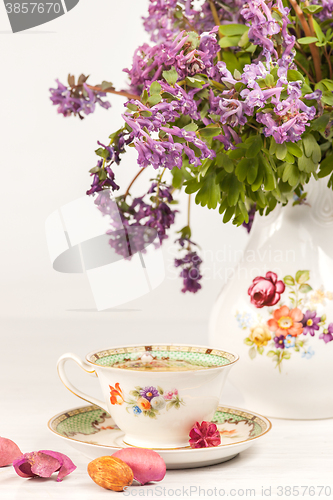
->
174;243;202;293
86;160;120;196
49;80;110;118
274;335;285;349
304;90;323;101
319;323;333;344
140;386;160;401
242;204;256;233
301;310;321;336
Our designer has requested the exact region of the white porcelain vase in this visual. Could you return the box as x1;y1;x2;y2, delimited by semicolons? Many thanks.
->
209;178;333;419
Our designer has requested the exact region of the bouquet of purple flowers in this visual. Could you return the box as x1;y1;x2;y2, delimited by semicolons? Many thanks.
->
50;0;333;293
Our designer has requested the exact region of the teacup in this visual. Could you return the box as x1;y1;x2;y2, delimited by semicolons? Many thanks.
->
57;344;239;449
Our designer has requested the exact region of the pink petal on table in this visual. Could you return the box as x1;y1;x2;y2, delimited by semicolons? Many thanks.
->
13;451;76;482
113;448;166;485
38;450;76;482
0;437;22;467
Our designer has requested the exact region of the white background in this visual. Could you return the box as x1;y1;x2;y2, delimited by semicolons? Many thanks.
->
1;3;331;499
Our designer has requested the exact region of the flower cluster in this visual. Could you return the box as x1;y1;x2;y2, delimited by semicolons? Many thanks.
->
51;0;333;293
125;384;184;419
242;270;333;371
50;77;110;118
174;237;203;293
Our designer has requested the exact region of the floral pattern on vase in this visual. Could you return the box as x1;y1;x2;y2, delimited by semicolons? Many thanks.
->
236;271;333;371
109;384;185;419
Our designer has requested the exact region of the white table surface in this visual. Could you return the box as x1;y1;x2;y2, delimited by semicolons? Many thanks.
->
1;317;333;499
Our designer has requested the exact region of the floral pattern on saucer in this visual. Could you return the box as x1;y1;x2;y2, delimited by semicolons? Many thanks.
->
236;270;333;371
126;385;185;419
51;405;267;445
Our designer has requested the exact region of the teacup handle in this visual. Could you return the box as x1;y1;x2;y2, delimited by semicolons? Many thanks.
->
57;353;109;413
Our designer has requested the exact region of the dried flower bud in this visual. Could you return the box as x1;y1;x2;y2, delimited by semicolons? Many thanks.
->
0;437;22;467
113;448;166;485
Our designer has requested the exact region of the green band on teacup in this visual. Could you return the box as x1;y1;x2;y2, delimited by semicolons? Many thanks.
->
88;345;236;368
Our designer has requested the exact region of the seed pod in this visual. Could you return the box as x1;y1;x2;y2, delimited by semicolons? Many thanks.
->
87;456;133;491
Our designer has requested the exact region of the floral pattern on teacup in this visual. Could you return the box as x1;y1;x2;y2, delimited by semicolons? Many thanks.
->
236;270;333;372
125;385;185;419
109;383;124;405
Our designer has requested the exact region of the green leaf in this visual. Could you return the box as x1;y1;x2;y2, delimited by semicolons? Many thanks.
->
216;153;234;173
219;23;248;36
150;81;161;95
287;69;305;83
249;346;257;360
129;390;140;397
298;155;316;173
95;147;109;159
302;4;323;14
223;206;235;223
127;103;139;111
235;157;252;182
313;18;325;43
98;169;107;181
302;134;317;157
321;91;333;106
258;346;264;355
282;351;291;360
299;283;312;293
251;165;264;191
222;51;242;74
287;142;302;158
184;123;198;132
185;76;204;88
147;94;162;106
295;270;310;284
162;67;178;85
318;154;333;178
171;167;183;189
100;80;114;90
284;275;295;286
185;179;202;194
238;200;249;223
157;386;164;395
298;37;319;45
265;73;275;87
247;158;259;184
246;136;263;158
238;30;250;48
219;36;242;48
141;89;149;105
282;163;299;186
260;154;276;191
228;176;241;206
267;350;276;358
228;148;244;160
195;172;221;209
276;143;288;160
199;127;221;137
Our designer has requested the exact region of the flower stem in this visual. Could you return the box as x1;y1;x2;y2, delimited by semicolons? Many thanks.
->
87;85;140;101
288;0;322;82
124;168;146;199
187;194;192;250
293;58;315;83
208;0;221;27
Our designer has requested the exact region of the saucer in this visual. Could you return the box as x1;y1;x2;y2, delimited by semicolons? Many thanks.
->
48;404;271;469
